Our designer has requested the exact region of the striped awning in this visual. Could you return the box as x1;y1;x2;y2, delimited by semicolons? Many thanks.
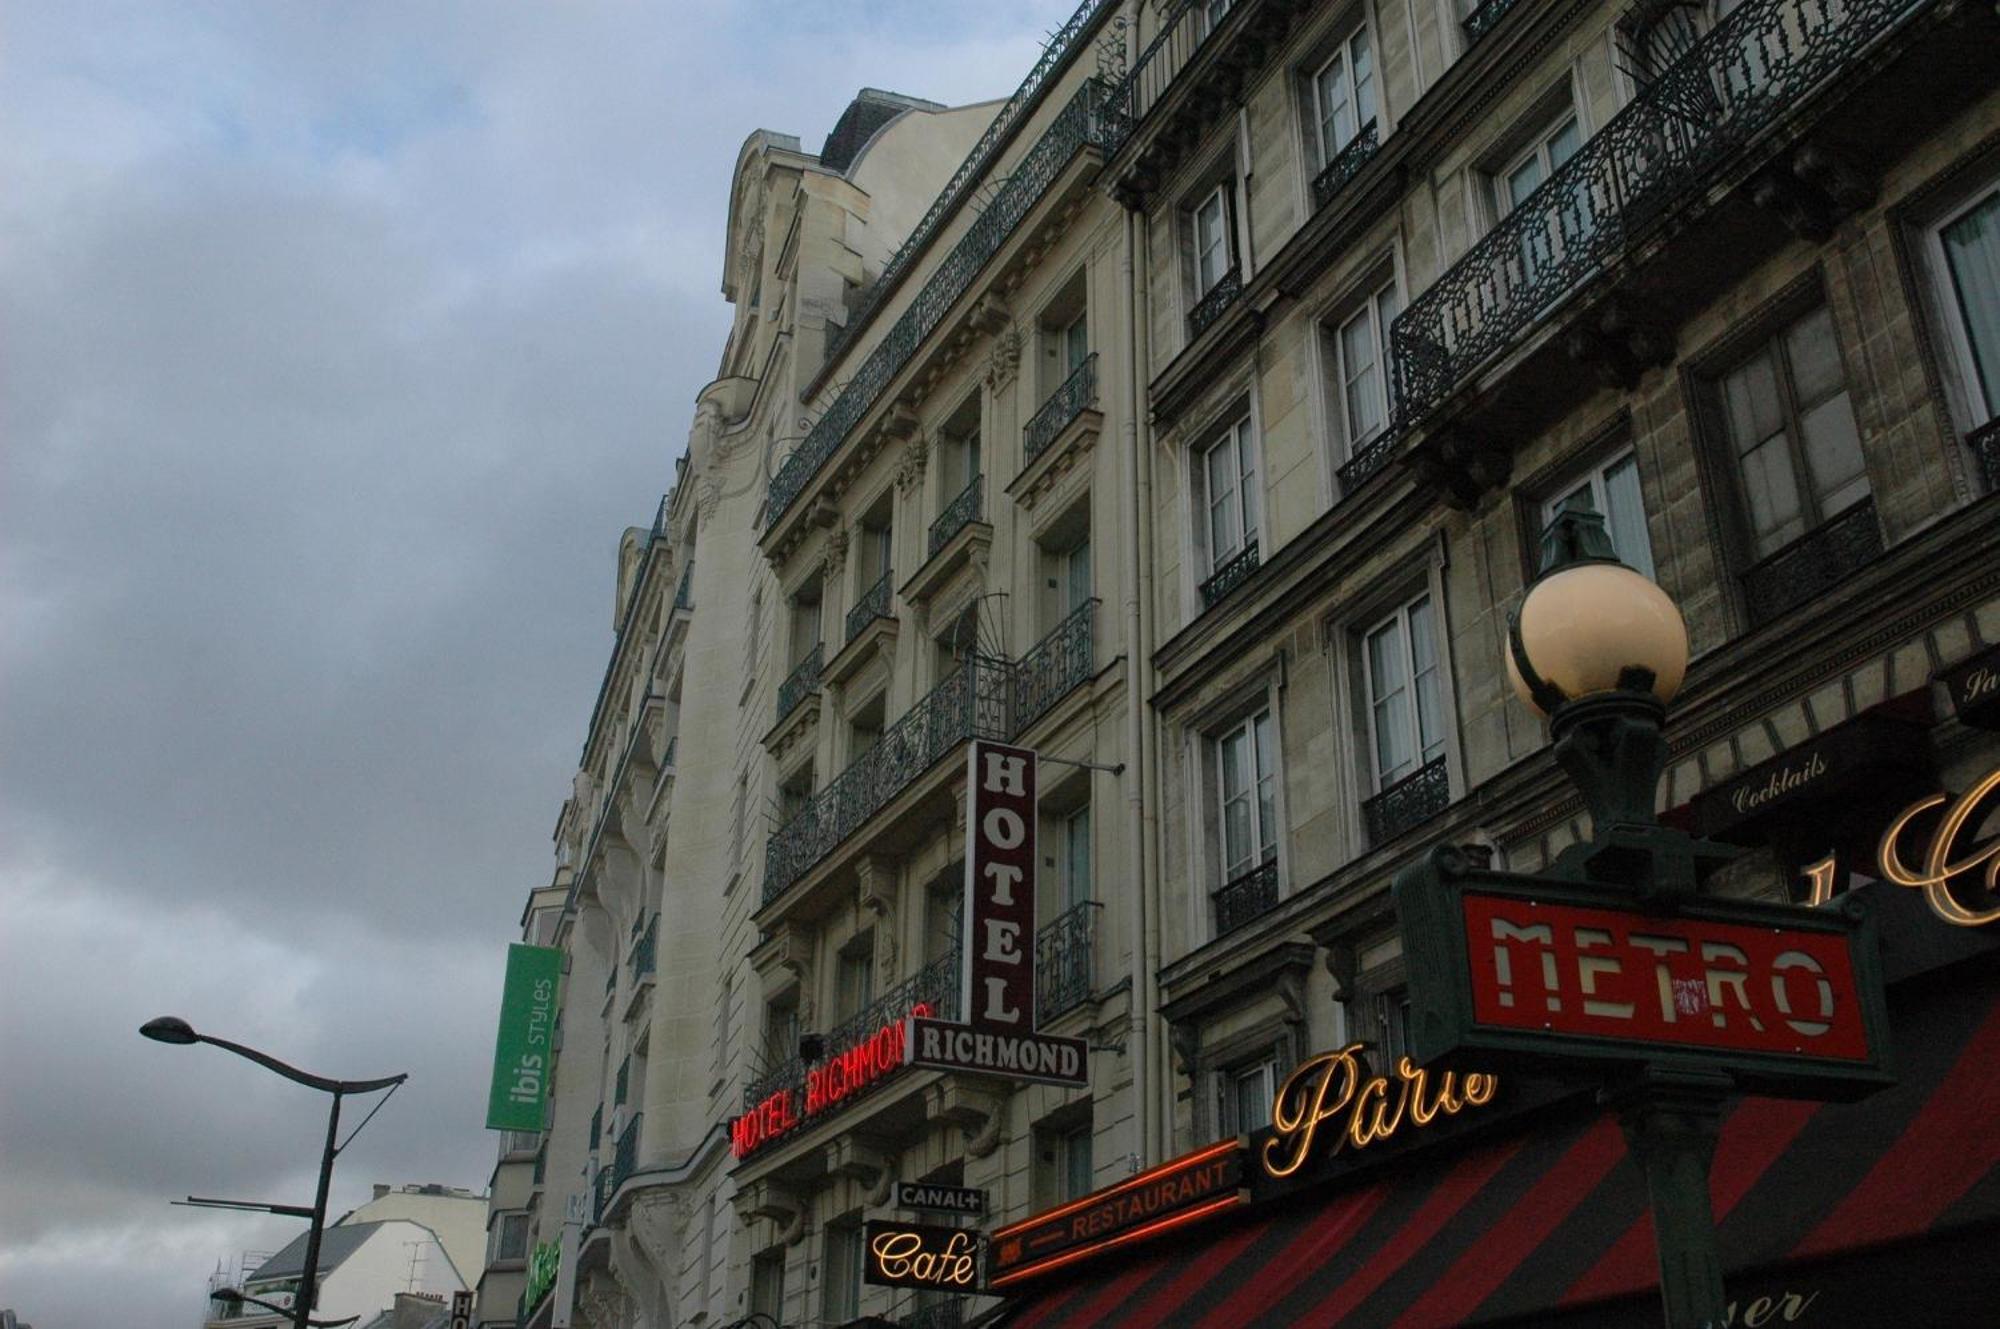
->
1000;967;2000;1328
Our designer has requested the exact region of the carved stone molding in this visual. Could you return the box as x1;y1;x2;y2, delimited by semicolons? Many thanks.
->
735;1178;800;1227
895;432;930;495
1169;1022;1200;1078
824;524;849;578
1751;141;1877;243
825;1136;891;1188
1564;295;1673;391
985;326;1022;390
969;291;1011;337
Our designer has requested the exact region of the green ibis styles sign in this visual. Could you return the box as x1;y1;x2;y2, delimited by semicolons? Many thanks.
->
486;944;562;1131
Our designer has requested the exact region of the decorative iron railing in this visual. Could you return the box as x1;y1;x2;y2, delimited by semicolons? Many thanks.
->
662;736;677;768
1740;498;1882;625
846;570;894;645
1967;418;2000;493
1337;428;1402;493
1199;539;1260;609
674;562;693;612
1101;0;1226;153
1362;756;1450;845
823;0;1117;366
1462;0;1525;44
777;644;824;725
930;475;985;558
613;1113;642;1187
1015;599;1097;732
614;1055;630;1107
770;77;1118;524
1023;352;1099;466
1037;901;1099;1022
1310;121;1380;213
1393;0;1930;433
1212;859;1279;937
593;1165;615;1226
1188;265;1243;340
743;954;961;1111
903;1299;967;1329
763;656;1014;903
633;917;657;981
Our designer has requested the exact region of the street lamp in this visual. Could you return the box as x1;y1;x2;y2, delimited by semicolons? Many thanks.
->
142;1017;407;1329
210;1286;358;1328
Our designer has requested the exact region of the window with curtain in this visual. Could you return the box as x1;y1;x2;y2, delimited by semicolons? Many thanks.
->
1497;108;1583;288
1311;25;1376;168
1932;181;2000;425
1364;594;1446;789
1331;278;1403;462
822;1223;862;1324
1215;710;1277;883
1545;449;1656;580
1715;303;1868;559
1194;184;1234;297
1201;417;1259;574
1218;1057;1277;1136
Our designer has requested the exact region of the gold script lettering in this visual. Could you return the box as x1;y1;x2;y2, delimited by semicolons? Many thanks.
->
869;1229;977;1287
1261;1043;1497;1179
1877;766;2000;927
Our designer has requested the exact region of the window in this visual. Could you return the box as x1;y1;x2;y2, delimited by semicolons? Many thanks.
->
1062;805;1092;911
764;998;799;1067
1364;595;1445;790
1037;1119;1096;1206
1198;0;1234;38
778;765;814;823
1716;304;1868;558
492;1211;531;1264
835;938;875;1021
823;1222;862;1324
1194;184;1234;297
499;1129;540;1157
1200;416;1260;575
925;869;963;965
940;392;983;497
1060;310;1089;376
789;577;823;663
751;1250;786;1322
1063;1123;1094;1199
1218;1058;1277;1136
1375;989;1414;1070
1329;278;1403;462
1310;27;1377;168
1545;449;1655;580
1926;177;2000;427
1215;710;1277;883
1496;108;1583;287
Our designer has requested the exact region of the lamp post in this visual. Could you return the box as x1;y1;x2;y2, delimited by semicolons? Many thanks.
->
1504;510;1726;1328
210;1286;359;1328
141;1017;407;1329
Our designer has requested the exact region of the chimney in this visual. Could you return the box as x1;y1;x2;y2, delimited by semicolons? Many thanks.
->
372;1184;390;1200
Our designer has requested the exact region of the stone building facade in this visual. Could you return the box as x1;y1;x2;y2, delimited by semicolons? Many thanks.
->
480;0;2000;1323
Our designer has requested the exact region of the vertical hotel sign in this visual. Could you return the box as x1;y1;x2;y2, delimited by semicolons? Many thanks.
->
486;943;562;1131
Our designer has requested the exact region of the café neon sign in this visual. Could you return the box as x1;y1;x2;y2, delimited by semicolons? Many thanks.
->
1804;764;2000;927
1261;1042;1498;1179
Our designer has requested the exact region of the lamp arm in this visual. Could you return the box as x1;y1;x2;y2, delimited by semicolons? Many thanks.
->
194;1033;406;1095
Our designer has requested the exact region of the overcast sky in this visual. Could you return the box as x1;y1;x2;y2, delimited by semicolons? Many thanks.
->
0;3;1078;1323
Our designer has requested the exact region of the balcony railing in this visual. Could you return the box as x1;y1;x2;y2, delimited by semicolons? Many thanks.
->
593;1165;615;1226
769;73;1119;525
1023;352;1099;466
1212;859;1279;937
632;916;657;981
1188;265;1242;340
1967;418;2000;493
614;1055;630;1107
744;953;962;1111
1393;0;1930;434
1016;599;1097;732
764;655;1014;903
1310;121;1380;213
1101;0;1225;154
1740;498;1882;625
614;1113;642;1187
1199;539;1260;609
929;475;984;557
777;644;824;725
1362;756;1450;845
1036;901;1099;1023
1461;0;1525;44
902;1299;967;1329
762;608;1098;905
674;562;693;612
846;570;894;645
1337;428;1402;493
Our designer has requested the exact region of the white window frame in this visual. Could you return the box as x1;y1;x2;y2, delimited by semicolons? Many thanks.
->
1199;415;1260;575
1060;1122;1095;1200
1331;278;1403;462
1497;110;1582;220
822;1223;862;1324
491;1210;531;1265
1217;1057;1278;1136
1193;183;1235;299
1542;447;1656;581
1362;594;1446;792
1213;709;1277;884
1310;24;1377;169
1921;172;2000;430
1062;804;1092;911
1199;0;1235;38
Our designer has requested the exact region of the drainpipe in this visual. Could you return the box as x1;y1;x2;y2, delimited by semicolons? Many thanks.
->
1120;204;1154;1170
1133;208;1166;1168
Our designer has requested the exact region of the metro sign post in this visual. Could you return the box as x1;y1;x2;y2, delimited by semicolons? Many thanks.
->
906;740;1089;1087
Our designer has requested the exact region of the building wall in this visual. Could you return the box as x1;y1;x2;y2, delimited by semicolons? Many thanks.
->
346;1187;488;1292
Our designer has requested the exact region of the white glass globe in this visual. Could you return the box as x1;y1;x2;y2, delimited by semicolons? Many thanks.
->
1507;562;1689;717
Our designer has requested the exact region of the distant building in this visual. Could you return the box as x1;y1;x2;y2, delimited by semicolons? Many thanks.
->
204;1218;465;1328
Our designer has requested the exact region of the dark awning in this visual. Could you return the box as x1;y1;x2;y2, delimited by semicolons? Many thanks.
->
998;965;2000;1328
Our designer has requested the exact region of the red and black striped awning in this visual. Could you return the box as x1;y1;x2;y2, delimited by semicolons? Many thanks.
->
999;969;2000;1328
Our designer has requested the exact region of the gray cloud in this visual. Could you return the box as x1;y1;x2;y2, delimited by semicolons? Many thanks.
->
0;1;1078;1324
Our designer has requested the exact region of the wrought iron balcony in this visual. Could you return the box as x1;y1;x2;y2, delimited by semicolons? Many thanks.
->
1023;352;1099;466
1199;539;1260;609
929;474;984;558
777;644;824;725
614;1055;630;1107
1101;0;1228;154
674;562;693;612
902;1299;967;1329
1967;418;2000;494
769;73;1118;525
1336;428;1402;494
632;916;657;982
1016;598;1097;732
1037;901;1099;1023
742;953;961;1111
1188;265;1242;340
592;1164;615;1226
1461;0;1524;44
613;1113;642;1188
763;655;1014;904
1212;859;1279;937
846;570;894;645
1740;498;1882;625
1310;121;1379;213
1393;0;1932;434
1362;756;1450;845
